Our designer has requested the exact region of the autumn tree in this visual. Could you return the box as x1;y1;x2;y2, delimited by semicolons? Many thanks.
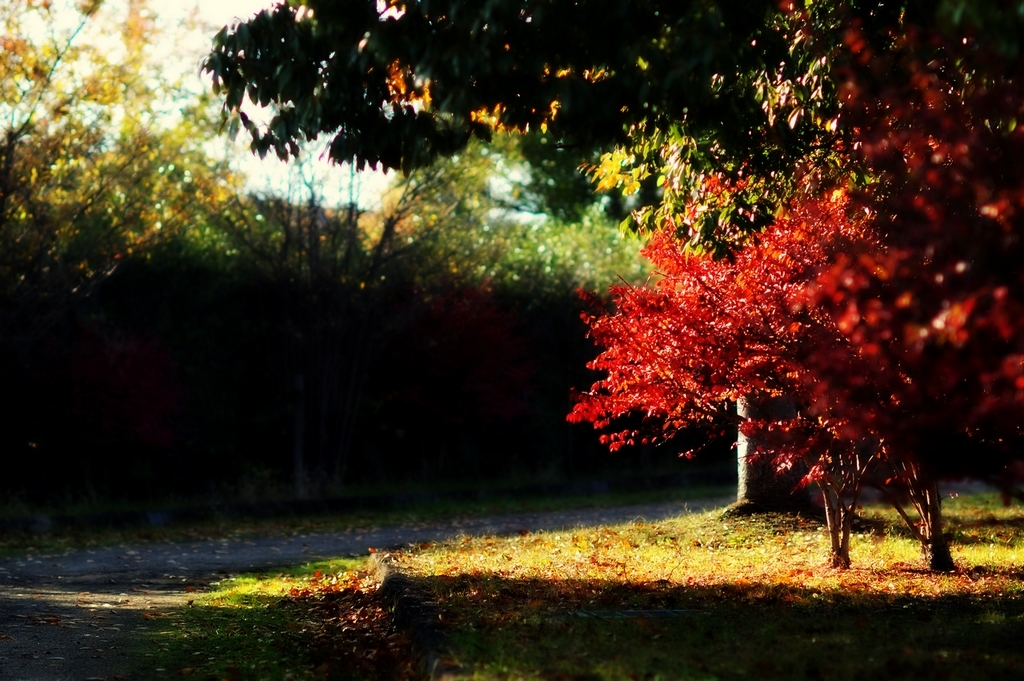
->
575;8;1024;570
794;13;1024;571
569;194;884;567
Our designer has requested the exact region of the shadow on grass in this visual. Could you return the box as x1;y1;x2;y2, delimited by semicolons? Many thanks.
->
423;573;1024;681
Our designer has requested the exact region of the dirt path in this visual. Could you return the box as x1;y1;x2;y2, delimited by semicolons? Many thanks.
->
0;496;730;680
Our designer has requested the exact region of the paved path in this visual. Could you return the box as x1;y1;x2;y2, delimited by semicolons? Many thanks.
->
0;497;730;680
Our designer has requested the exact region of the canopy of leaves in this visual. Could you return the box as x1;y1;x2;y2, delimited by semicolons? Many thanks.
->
204;1;1024;255
569;193;871;459
203;0;846;252
806;17;1024;482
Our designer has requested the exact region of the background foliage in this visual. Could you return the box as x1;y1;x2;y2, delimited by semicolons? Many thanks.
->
0;0;714;508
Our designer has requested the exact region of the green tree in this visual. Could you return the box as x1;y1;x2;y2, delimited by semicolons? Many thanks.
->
1;0;237;338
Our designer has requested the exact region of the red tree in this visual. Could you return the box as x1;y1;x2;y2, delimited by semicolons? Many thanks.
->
574;17;1024;572
571;193;881;567
68;326;184;451
798;22;1024;570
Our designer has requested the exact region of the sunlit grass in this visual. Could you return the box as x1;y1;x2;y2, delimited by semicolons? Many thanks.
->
137;558;356;680
135;557;418;680
398;493;1024;680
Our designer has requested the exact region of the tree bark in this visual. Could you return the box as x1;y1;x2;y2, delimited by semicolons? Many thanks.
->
732;394;813;514
884;462;956;572
820;484;851;568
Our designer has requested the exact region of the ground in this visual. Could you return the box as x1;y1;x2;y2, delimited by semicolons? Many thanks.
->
0;496;730;680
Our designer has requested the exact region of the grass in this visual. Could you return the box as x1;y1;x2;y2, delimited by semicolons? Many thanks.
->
124;491;1024;680
391;492;1024;680
134;557;417;681
0;483;734;557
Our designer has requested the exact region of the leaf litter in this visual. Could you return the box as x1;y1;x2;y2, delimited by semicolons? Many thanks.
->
144;561;418;680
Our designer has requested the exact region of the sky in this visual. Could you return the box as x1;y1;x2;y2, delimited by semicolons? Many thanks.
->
189;0;272;26
14;0;395;208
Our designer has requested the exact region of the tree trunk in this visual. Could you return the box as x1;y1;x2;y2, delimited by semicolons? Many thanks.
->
332;308;374;485
820;484;851;568
885;463;956;572
918;478;955;572
819;473;866;569
292;373;306;499
732;394;813;514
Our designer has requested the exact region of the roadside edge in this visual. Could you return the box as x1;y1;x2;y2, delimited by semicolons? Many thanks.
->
372;553;464;680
